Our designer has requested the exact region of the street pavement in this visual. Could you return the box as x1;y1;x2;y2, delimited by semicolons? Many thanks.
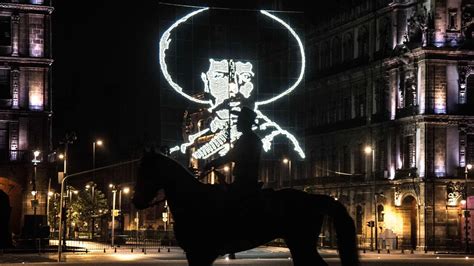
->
1;246;474;265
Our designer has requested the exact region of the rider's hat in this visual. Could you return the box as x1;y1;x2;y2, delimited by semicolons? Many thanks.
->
231;106;257;125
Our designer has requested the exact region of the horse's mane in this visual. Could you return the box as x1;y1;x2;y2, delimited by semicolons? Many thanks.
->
159;153;196;179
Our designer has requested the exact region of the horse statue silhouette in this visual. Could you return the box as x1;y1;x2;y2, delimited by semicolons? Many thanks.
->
132;150;360;266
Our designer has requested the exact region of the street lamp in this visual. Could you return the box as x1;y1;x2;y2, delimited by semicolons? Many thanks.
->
85;182;97;240
109;184;117;247
464;163;473;254
31;150;40;249
92;140;104;180
364;145;377;250
283;158;292;188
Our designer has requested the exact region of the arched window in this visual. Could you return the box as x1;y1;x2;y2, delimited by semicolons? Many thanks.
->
332;37;342;65
321;41;330;69
343;33;354;62
356;205;363;234
357;26;369;58
378;17;391;52
377;205;384;222
314;45;320;71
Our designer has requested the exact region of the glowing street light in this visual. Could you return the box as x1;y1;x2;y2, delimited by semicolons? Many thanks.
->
464;163;473;253
93;139;104;180
282;158;292;188
123;187;130;194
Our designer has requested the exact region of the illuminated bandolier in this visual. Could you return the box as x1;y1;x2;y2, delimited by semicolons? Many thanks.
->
204;107;262;198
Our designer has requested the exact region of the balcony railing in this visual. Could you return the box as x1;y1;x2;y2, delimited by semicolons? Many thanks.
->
0;150;33;162
395;168;417;179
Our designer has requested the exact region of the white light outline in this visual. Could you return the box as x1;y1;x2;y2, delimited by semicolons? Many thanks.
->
255;10;305;108
161;8;306;159
159;7;212;106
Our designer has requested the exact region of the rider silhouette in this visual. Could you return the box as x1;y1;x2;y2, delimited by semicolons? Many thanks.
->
203;106;262;198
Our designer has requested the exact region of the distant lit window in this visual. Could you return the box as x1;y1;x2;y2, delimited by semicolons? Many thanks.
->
0;17;11;46
448;9;457;31
0;69;11;99
377;205;384;222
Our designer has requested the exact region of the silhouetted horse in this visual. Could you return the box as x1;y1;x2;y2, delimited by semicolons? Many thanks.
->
132;151;359;266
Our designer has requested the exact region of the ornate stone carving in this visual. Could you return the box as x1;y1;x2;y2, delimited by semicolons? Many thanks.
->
447;181;465;206
406;6;434;47
394;186;402;206
462;3;474;40
458;63;471;104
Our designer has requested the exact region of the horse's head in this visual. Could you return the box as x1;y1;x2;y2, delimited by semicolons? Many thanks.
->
132;150;168;210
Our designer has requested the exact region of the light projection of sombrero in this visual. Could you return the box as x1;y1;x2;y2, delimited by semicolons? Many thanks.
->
160;7;306;159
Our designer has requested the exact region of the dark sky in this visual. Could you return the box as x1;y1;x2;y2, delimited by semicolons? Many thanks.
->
51;0;330;172
52;1;161;172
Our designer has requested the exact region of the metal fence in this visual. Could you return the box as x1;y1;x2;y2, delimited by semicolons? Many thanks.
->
3;230;178;254
4;233;474;254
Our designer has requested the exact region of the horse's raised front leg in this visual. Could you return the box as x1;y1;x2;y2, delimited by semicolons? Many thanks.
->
185;250;218;266
285;237;328;266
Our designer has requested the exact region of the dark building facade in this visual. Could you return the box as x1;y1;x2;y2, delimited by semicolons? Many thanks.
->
0;0;53;236
304;0;474;250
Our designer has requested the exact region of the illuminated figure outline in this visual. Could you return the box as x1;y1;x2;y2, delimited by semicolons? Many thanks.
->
160;7;306;159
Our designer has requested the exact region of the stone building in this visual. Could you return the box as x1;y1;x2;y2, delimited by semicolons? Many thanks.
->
304;0;474;250
0;0;53;236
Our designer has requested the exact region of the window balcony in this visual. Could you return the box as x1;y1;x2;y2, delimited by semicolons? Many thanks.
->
395;168;418;179
0;150;34;162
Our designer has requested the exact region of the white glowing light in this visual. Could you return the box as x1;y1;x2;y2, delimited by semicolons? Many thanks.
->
161;8;306;159
255;10;305;108
159;7;212;106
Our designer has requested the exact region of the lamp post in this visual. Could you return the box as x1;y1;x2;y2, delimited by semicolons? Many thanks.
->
92;140;103;180
86;182;97;239
364;145;377;250
283;158;292;188
110;185;117;247
58;132;76;248
465;163;473;254
31;150;40;249
57;159;140;262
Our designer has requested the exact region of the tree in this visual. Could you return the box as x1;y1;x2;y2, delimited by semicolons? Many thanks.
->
49;187;108;239
69;188;108;234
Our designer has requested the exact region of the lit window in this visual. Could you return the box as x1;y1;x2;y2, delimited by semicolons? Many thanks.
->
0;17;11;46
448;10;457;31
0;69;11;99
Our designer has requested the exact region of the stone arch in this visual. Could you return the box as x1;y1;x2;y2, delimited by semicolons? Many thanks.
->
467;74;474;105
331;36;342;65
400;195;418;249
0;177;22;235
343;32;354;62
357;26;369;58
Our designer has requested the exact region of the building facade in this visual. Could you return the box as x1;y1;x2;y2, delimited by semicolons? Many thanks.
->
304;0;474;250
0;0;53;236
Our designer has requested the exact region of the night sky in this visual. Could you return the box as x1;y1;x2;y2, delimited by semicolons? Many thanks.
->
52;1;161;172
51;0;337;173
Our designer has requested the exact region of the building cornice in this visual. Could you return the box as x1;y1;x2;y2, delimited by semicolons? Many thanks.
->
0;56;53;66
0;3;53;14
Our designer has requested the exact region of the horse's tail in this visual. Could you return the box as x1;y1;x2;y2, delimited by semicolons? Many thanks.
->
316;194;360;266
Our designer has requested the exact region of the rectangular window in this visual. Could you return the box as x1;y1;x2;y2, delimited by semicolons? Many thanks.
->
448;10;457;31
0;69;11;99
0;17;11;46
403;135;415;169
467;134;474;165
